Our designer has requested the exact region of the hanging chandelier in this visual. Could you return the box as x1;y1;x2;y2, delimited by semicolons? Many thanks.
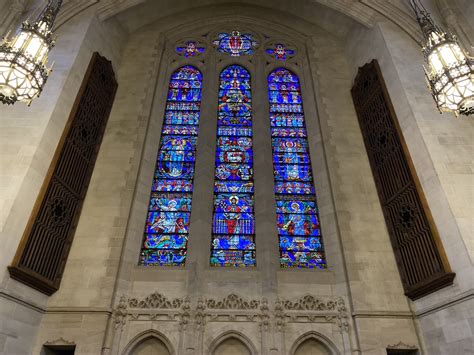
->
0;0;63;106
410;0;474;116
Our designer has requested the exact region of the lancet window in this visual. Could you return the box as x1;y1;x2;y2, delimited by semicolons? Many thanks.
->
268;68;326;269
210;65;256;267
140;66;203;266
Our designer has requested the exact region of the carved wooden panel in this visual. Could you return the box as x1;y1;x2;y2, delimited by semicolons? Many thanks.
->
351;60;454;300
8;52;117;295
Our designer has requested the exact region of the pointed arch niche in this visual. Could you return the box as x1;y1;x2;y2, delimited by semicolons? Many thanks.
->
209;332;257;355
290;332;340;355
123;330;174;355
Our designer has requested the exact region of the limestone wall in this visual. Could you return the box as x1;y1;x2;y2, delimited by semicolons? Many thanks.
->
345;19;474;355
0;8;126;354
1;1;472;354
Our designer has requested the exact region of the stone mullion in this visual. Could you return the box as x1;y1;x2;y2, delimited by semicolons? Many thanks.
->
186;54;218;291
252;52;279;353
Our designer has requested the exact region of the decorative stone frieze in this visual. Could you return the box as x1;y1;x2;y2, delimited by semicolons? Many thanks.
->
275;295;349;332
112;292;349;334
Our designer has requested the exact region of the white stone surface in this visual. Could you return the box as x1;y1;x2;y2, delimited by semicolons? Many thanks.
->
0;1;472;354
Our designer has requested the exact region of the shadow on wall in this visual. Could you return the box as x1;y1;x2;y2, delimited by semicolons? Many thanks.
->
294;339;332;355
131;337;171;355
213;337;252;355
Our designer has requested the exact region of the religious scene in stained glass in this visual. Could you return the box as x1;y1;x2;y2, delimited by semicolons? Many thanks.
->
140;66;203;266
266;43;296;61
176;41;206;57
211;65;256;267
268;68;326;269
213;31;258;57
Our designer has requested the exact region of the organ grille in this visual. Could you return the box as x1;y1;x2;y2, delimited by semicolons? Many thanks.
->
351;60;455;300
8;53;117;295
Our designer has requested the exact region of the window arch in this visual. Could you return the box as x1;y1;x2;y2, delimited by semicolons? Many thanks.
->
210;65;256;267
140;65;203;266
268;68;326;269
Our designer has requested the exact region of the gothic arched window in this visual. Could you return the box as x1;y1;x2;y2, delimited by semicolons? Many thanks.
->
140;65;203;266
268;68;326;269
210;65;256;267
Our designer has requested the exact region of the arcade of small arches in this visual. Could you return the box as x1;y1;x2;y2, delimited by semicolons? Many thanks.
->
125;330;334;355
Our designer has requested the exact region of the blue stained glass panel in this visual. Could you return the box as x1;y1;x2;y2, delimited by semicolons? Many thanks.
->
268;68;326;269
270;114;305;127
167;88;201;101
211;65;256;267
161;125;199;135
140;66;203;266
156;161;195;180
144;234;188;249
153;179;194;192
165;111;200;125
210;250;256;267
141;250;187;266
212;235;255;250
273;152;310;165
176;41;206;57
160;136;197;151
146;212;191;234
218;126;253;137
213;31;257;57
274;181;315;196
158;150;195;163
214;193;254;213
277;213;320;236
149;193;192;212
274;164;313;182
279;236;323;251
214;181;254;194
215;163;253;181
272;138;308;153
276;200;317;214
280;251;325;269
271;127;307;138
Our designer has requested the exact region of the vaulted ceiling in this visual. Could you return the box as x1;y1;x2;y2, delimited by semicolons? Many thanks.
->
3;0;472;44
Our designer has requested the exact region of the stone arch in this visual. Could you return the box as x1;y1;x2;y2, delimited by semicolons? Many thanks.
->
209;331;258;355
122;329;175;355
290;332;340;355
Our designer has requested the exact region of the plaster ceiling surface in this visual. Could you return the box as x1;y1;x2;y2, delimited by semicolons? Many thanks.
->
46;0;427;41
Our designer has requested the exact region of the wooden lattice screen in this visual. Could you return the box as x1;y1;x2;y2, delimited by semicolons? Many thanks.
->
8;53;118;295
351;60;455;300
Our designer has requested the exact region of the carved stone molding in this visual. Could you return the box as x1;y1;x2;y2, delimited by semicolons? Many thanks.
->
205;293;260;310
128;292;183;309
44;337;76;346
275;295;349;332
112;292;349;333
387;341;418;350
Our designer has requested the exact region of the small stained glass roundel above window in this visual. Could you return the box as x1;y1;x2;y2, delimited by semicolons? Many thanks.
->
266;43;296;61
176;41;206;57
213;31;258;57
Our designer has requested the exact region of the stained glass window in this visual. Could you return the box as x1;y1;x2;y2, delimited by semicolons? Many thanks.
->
176;41;206;57
268;68;326;269
266;43;296;61
140;66;203;266
211;65;256;267
213;31;258;57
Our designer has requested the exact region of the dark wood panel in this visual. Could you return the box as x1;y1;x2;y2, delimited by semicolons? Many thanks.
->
8;52;118;295
351;60;455;300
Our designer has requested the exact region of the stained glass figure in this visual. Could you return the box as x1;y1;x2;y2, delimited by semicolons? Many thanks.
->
140;66;203;266
266;43;296;61
211;65;256;267
268;68;326;269
176;41;206;57
213;31;258;57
